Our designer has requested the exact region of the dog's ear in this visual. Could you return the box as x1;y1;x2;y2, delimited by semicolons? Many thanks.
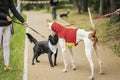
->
49;35;52;40
49;35;54;44
49;34;58;45
46;19;53;23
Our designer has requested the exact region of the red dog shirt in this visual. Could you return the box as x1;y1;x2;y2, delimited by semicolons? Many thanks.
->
51;22;78;46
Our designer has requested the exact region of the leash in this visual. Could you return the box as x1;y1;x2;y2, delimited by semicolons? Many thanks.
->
64;10;117;27
93;12;114;20
64;19;86;27
12;20;47;39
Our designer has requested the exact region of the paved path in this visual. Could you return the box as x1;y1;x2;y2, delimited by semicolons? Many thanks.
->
24;11;120;80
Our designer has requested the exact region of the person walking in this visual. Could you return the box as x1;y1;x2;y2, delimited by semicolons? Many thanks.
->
50;0;59;20
0;0;28;70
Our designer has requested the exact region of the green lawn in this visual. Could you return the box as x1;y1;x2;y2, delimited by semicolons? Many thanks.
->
0;14;26;80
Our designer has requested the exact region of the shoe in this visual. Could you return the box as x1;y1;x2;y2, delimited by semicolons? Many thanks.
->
4;66;11;70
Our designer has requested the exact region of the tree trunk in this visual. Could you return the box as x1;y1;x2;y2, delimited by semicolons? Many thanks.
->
81;0;88;12
73;0;81;13
99;0;105;15
73;0;88;13
110;0;117;12
110;0;118;23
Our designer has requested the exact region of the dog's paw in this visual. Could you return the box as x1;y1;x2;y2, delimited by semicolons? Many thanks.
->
32;63;35;65
72;67;76;70
54;64;57;66
88;76;94;80
99;72;104;75
61;69;67;73
50;65;54;67
36;61;40;63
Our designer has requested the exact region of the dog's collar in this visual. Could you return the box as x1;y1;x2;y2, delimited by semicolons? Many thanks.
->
48;41;57;54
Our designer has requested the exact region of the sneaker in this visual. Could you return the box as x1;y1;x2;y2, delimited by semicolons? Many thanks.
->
4;66;11;70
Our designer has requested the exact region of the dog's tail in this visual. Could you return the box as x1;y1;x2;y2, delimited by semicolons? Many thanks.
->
88;30;98;46
26;33;38;45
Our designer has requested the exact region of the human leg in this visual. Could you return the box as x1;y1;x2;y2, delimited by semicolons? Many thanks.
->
51;6;57;20
3;25;11;69
0;27;3;48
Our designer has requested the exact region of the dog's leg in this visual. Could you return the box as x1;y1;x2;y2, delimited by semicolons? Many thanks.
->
94;45;103;75
48;52;54;67
84;40;94;80
68;47;76;70
61;50;67;72
32;55;36;65
32;51;39;65
36;54;40;63
54;48;58;66
59;39;67;72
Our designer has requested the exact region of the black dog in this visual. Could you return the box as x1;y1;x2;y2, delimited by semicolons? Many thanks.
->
26;33;58;67
59;9;70;18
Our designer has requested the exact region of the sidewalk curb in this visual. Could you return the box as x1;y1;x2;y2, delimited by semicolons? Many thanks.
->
23;28;28;80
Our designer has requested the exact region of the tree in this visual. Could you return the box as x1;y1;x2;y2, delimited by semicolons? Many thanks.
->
99;0;105;15
73;0;88;13
81;0;88;12
110;0;119;23
73;0;81;13
99;0;111;15
110;0;117;12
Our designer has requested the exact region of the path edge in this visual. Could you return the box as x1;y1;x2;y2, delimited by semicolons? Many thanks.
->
23;28;28;80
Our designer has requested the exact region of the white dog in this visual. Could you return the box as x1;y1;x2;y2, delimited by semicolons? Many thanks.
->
46;19;103;80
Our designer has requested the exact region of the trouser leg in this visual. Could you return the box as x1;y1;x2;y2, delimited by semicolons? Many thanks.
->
3;25;11;66
51;6;57;20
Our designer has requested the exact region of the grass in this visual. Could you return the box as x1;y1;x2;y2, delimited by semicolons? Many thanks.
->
105;23;120;56
0;14;26;80
57;9;120;56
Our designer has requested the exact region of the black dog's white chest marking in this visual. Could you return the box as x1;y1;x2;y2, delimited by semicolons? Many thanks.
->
48;41;57;54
